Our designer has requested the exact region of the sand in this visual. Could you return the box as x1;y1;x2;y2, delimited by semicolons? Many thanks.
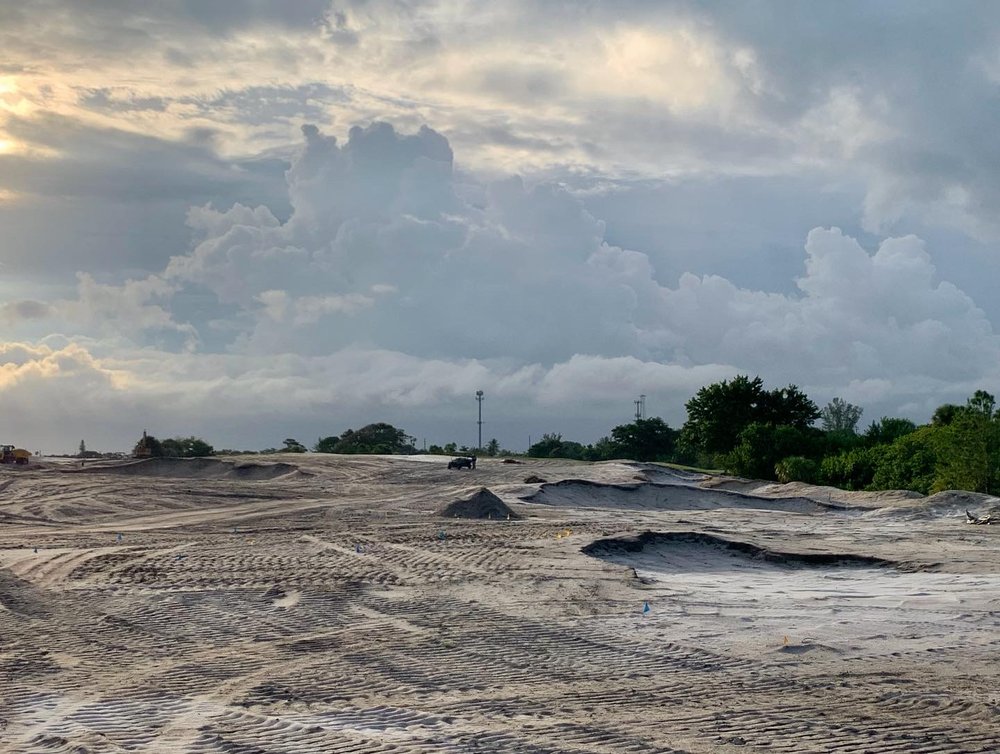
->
1;454;998;752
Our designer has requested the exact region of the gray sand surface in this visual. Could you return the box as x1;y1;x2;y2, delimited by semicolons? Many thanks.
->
1;455;998;752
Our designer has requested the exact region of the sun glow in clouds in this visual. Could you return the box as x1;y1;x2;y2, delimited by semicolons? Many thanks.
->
0;77;32;116
598;26;729;110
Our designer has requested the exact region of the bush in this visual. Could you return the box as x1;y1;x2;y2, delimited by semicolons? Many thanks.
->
775;456;818;484
870;427;936;494
818;447;878;490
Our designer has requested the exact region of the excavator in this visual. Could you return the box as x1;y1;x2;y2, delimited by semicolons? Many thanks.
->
0;445;30;465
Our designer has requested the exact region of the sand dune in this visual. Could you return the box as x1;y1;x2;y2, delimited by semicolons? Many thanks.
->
583;530;903;569
2;456;999;753
67;457;302;481
522;477;846;514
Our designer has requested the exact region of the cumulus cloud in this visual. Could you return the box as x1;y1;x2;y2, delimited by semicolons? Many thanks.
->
6;120;994;454
6;2;1000;454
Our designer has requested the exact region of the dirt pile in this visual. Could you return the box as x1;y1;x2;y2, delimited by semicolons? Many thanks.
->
524;479;834;514
440;488;521;520
582;531;904;570
67;457;300;480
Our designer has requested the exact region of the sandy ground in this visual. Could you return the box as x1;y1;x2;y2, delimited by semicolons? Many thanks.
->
1;454;999;753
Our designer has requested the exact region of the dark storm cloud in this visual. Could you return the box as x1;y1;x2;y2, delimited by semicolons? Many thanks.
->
0;112;285;203
0;113;291;279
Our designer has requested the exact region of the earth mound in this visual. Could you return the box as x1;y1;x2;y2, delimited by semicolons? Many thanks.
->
627;463;706;485
583;531;904;570
523;479;835;514
68;457;300;480
862;490;1000;521
440;488;522;520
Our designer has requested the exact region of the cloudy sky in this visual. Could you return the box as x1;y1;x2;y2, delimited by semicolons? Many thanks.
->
2;0;1000;453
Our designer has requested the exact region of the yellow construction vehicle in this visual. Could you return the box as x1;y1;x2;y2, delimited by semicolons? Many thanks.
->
0;445;28;464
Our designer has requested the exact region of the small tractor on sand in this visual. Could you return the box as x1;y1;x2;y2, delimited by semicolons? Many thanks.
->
0;445;30;465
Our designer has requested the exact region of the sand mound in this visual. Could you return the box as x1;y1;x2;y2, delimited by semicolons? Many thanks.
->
926;490;1000;510
861;490;1000;521
524;475;547;484
523;479;838;514
583;531;901;570
67;457;300;480
628;463;706;485
440;488;521;520
752;480;922;506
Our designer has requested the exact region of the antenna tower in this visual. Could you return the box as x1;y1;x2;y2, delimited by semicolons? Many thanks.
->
476;390;485;450
634;394;646;421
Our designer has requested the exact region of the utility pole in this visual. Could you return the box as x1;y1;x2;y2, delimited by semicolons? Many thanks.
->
476;390;484;451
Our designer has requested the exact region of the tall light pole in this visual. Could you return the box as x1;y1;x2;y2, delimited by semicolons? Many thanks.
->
476;390;484;451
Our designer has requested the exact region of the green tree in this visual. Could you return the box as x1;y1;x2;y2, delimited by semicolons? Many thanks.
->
528;433;563;457
332;423;415;454
160;436;215;457
760;384;821;428
161;438;182;457
681;375;766;456
863;417;917;446
184;437;214;457
820;397;863;434
527;433;587;459
283;438;307;453
724;423;823;480
586;436;618;461
314;436;340;453
931;404;963;427
609;417;676;462
681;375;819;459
485;438;500;456
931;392;1000;493
967;389;996;420
819;447;879;490
871;427;937;494
775;456;818;484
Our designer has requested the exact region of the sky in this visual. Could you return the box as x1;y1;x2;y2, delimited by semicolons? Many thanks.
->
3;0;1000;454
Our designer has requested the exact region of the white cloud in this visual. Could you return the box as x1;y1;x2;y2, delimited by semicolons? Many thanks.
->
4;121;995;454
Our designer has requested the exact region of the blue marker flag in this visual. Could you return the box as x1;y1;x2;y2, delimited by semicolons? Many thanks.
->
642;600;651;614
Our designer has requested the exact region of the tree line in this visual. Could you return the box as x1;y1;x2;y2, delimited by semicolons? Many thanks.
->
525;374;1000;496
131;375;1000;495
